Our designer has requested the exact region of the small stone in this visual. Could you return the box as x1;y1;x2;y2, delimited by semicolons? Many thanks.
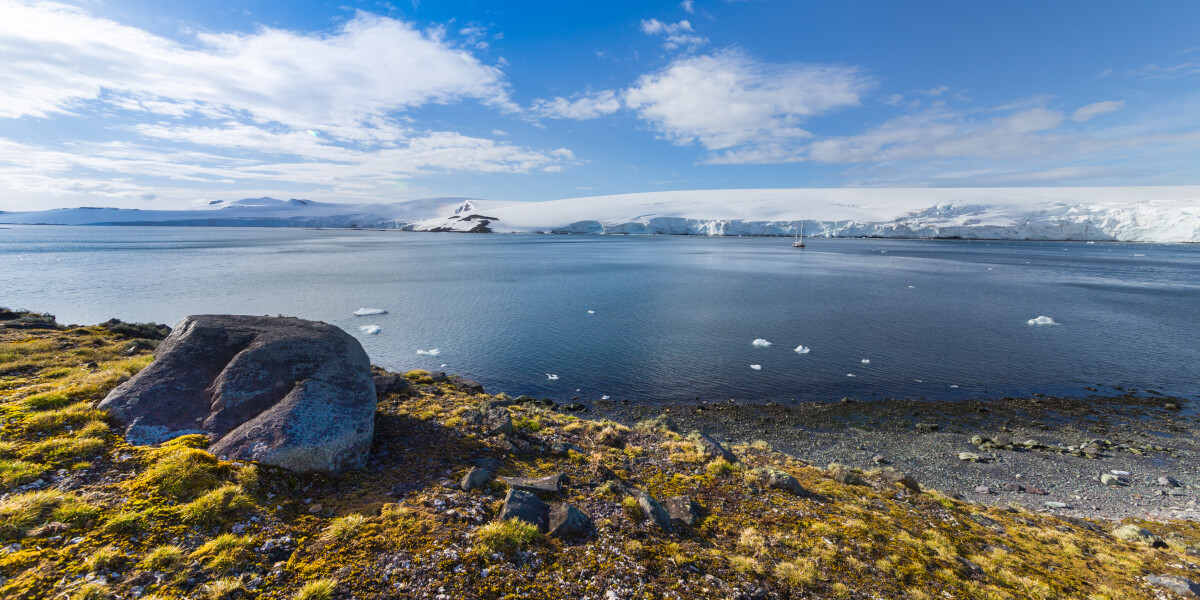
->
550;442;584;456
1044;501;1069;509
692;431;737;463
485;412;513;437
1003;482;1024;492
664;496;702;527
308;504;323;513
974;485;992;495
915;423;938;433
499;489;550;532
872;454;887;464
1145;574;1200;596
1158;476;1180;487
637;494;673;532
461;467;490;491
1100;474;1126;486
958;452;983;462
1025;486;1048;495
881;468;921;493
548;503;592;538
766;470;808;495
498;474;566;494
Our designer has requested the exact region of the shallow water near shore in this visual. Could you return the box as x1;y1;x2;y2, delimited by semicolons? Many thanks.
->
2;225;1198;403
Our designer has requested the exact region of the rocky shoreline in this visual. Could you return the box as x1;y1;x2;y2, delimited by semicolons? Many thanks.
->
591;392;1200;522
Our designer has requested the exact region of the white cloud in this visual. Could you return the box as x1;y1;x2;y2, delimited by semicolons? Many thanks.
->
681;1;695;13
531;90;622;120
1070;100;1124;122
639;19;707;50
624;49;871;151
0;2;514;130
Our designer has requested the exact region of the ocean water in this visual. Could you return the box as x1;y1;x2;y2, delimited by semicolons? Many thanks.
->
2;225;1198;404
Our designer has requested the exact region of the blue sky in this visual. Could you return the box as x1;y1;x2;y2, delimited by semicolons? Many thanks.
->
1;0;1198;210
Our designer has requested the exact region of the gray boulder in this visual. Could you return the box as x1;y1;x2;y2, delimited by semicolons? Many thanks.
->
486;411;514;437
99;315;376;473
1145;575;1200;597
461;467;491;491
499;474;566;494
692;431;737;463
548;503;592;537
499;489;549;531
664;496;701;526
766;470;807;496
637;494;673;532
373;373;410;396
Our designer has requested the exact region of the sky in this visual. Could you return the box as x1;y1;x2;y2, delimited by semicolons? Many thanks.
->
1;0;1199;211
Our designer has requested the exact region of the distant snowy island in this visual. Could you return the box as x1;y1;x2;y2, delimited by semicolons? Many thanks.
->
3;187;1199;243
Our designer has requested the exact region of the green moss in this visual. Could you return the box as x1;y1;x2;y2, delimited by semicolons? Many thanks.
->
139;544;184;571
0;458;47;489
474;518;542;555
0;490;99;539
137;446;227;501
179;484;253;525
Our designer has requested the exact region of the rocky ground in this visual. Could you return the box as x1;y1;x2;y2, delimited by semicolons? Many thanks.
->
2;312;1200;599
593;393;1200;523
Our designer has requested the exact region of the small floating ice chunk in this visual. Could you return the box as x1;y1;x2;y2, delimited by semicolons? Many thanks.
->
750;364;762;370
440;363;448;367
907;285;916;289
1027;316;1058;326
794;345;810;354
359;325;381;335
1134;253;1146;257
861;359;870;364
354;308;387;316
950;385;959;388
600;394;610;400
546;374;559;380
846;373;855;377
587;310;595;314
752;339;772;348
416;348;440;356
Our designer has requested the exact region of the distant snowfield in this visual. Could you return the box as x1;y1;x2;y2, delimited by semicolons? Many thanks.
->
3;187;1199;242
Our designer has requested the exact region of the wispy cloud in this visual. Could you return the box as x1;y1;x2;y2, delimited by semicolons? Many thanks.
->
639;19;707;50
531;90;622;120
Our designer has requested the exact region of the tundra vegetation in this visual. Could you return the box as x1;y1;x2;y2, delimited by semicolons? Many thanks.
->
1;311;1197;599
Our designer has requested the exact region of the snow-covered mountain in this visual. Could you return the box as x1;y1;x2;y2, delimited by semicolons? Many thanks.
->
3;187;1199;242
414;187;1200;242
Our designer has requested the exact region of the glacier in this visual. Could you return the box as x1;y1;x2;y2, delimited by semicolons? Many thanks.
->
3;186;1199;242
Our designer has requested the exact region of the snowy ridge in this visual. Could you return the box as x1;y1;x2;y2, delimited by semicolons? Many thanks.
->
3;187;1199;242
413;186;1200;242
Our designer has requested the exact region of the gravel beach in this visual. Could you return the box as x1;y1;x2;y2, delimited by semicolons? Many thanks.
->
593;392;1200;522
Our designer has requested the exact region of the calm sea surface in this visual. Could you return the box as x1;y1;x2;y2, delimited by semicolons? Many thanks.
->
2;225;1198;404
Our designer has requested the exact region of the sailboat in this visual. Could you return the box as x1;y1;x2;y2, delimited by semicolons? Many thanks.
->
792;220;806;248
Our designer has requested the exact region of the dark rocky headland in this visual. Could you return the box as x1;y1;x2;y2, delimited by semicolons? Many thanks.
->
1;309;1198;600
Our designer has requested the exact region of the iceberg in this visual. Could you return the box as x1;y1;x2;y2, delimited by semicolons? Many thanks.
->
547;374;559;380
861;359;870;364
752;339;772;348
1027;316;1058;326
354;308;387;316
359;325;381;335
794;345;811;354
416;348;440;356
750;364;762;370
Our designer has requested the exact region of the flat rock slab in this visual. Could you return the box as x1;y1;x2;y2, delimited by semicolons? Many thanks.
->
499;474;566;494
99;314;376;473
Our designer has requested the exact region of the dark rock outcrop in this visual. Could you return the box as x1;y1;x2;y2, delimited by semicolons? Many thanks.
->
499;489;549;531
499;474;566;494
664;496;701;526
548;503;592;537
372;373;411;396
693;431;737;463
99;315;376;473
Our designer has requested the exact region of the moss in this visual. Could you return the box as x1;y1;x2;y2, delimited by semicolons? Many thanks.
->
199;576;244;600
140;544;185;571
320;513;368;543
0;490;99;539
136;446;227;501
70;581;112;600
86;545;125;572
20;402;104;433
190;534;255;572
0;458;47;489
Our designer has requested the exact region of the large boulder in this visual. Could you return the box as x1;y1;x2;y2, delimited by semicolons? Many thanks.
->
99;315;376;473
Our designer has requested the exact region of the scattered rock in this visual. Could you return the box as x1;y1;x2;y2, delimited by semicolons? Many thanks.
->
99;314;377;473
550;442;584;456
766;470;808;495
548;503;592;537
474;457;503;473
830;465;868;486
692;431;737;463
958;452;984;463
1111;524;1166;548
915;423;938;433
1158;476;1181;487
1044;501;1070;509
308;504;323;513
499;489;549;532
460;467;490;491
373;373;411;396
872;454;887;464
1145;575;1200;597
974;485;993;495
664;496;701;527
637;494;673;532
1003;482;1024;492
427;371;449;383
1024;486;1049;495
485;412;514;437
450;376;485;394
881;468;921;493
1100;473;1126;486
498;474;566;494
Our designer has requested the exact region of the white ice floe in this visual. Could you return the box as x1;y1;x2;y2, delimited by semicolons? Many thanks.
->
1027;316;1058;326
1134;253;1146;257
950;385;959;388
416;348;440;356
752;339;772;348
354;308;387;316
794;345;811;354
359;325;381;335
547;374;559;380
750;364;762;370
601;395;610;400
907;285;916;289
440;363;448;367
846;373;856;377
861;359;870;364
587;310;595;314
